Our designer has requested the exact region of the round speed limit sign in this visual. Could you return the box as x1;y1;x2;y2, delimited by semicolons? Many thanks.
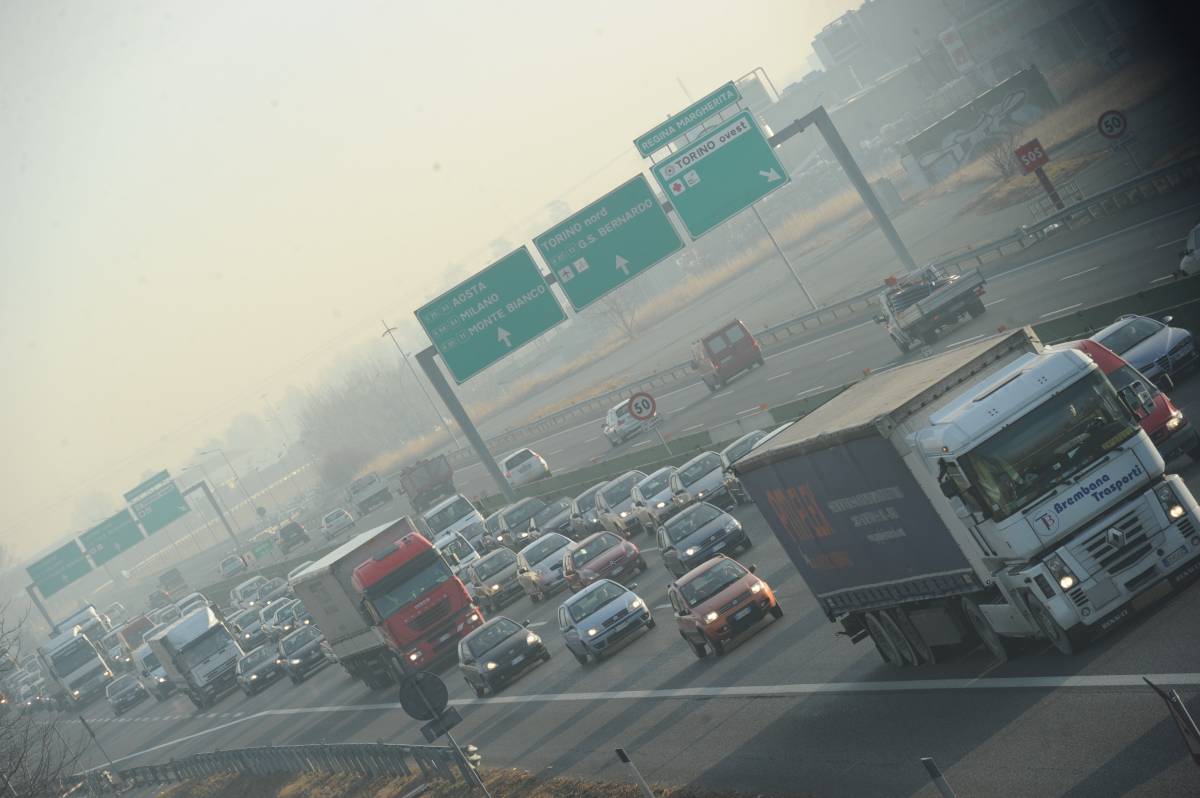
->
1097;109;1128;140
628;392;656;421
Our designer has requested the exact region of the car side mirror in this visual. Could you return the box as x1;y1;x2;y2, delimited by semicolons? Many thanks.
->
748;564;757;574
873;314;887;324
1162;315;1174;324
663;546;675;553
939;477;960;499
523;619;531;627
676;608;688;617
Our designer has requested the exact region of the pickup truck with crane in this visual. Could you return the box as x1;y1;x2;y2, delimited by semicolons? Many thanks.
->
874;265;987;351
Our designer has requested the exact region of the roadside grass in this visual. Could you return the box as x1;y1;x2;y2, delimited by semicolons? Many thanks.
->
150;768;807;798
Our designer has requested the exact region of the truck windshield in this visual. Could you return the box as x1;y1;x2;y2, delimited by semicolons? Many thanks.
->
365;549;454;619
960;371;1137;520
425;497;475;533
50;638;99;675
180;628;234;669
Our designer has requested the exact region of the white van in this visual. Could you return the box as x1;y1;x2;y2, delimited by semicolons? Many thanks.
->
421;494;485;546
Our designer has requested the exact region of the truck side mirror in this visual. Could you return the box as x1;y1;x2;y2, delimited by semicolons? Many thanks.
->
939;477;959;499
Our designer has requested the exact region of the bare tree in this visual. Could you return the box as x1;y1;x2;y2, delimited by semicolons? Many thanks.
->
984;131;1021;180
596;289;641;341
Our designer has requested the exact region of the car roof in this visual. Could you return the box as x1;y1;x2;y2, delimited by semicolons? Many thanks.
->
518;532;569;554
679;450;721;469
281;627;318;644
426;493;470;515
637;466;674;485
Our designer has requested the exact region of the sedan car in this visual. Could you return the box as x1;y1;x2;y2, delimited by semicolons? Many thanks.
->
558;579;653;665
502;448;551;487
219;555;248;578
236;644;284;695
595;470;648;537
630;467;677;533
457;616;550;697
466;547;523;612
527;496;574;539
1091;314;1196;387
231;609;268;649
562;532;646;592
671;451;733;511
277;626;329;684
668;556;781;658
320;508;355;540
569;482;608;540
516;533;574;602
105;674;148;716
658;503;751;578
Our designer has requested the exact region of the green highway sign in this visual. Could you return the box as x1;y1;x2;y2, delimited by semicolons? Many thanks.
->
252;538;275;559
533;175;682;310
415;247;567;383
650;111;789;239
27;540;93;598
124;470;189;534
80;509;145;566
634;82;741;157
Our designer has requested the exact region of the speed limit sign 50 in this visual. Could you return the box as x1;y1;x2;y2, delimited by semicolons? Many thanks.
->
1097;109;1128;140
628;392;656;421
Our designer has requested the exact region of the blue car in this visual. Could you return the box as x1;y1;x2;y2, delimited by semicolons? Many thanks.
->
557;579;654;665
1091;314;1196;387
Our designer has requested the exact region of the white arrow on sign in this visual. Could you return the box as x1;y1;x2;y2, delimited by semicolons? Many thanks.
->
615;255;629;276
759;169;782;182
497;327;512;348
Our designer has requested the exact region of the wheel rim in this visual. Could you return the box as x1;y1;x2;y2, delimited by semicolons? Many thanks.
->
1024;594;1074;655
864;612;902;666
961;596;1009;662
893;609;935;664
878;611;918;666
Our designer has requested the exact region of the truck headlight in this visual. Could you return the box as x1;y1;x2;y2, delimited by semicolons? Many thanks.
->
704;611;719;624
485;661;498;670
587;628;599;637
1166;410;1184;432
1044;553;1080;591
408;651;421;662
1155;483;1186;520
685;547;697;557
468;613;480;623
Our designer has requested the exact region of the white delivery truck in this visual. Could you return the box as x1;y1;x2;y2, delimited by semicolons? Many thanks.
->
736;328;1200;664
36;630;113;708
146;607;244;710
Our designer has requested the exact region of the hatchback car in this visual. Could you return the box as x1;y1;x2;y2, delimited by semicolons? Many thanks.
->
277;626;329;684
435;532;481;577
691;319;763;392
502;448;551;487
467;547;523;612
596;470;648;537
276;521;311;555
669;556;781;658
219;554;248;578
258;576;291;605
630;467;677;533
527;496;574;539
105;674;147;716
236;644;283;695
658;503;751;577
569;482;608;540
231;609;268;649
457;616;549;697
558;579;653;665
320;508;355;540
494;497;548;550
1178;219;1199;276
516;533;574;602
670;451;731;511
1091;314;1196;387
602;399;658;447
562;532;646;592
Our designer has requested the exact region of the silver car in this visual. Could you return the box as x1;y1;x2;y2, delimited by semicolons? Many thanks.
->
595;470;647;537
557;579;654;665
516;533;573;602
502;448;551;487
630;467;677;533
1091;314;1197;387
320;507;355;539
602;400;658;447
467;547;523;612
670;451;732;512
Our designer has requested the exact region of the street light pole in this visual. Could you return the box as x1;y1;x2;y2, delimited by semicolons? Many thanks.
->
182;463;240;530
382;320;462;450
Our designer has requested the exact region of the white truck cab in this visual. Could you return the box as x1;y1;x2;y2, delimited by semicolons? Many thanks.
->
421;493;485;544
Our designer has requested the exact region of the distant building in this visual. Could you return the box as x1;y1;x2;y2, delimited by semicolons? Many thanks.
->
812;0;955;86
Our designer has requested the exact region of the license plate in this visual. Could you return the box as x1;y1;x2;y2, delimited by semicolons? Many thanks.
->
733;606;753;621
511;654;525;666
1162;546;1186;567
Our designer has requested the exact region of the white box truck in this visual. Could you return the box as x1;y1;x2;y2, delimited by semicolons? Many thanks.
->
36;630;113;708
736;328;1200;664
146;606;243;710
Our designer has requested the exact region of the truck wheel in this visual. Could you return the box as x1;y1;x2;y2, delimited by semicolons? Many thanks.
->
1022;593;1085;655
967;297;986;318
863;612;906;667
961;595;1016;663
892;608;935;665
921;329;938;346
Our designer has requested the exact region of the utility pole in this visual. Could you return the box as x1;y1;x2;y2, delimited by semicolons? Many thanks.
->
382;321;462;450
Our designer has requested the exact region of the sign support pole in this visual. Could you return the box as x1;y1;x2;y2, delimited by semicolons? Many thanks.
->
1033;166;1065;211
24;584;55;629
750;204;815;310
182;480;241;548
414;347;516;504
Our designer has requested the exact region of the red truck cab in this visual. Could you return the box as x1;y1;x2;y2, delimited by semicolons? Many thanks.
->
351;532;483;669
1059;339;1200;463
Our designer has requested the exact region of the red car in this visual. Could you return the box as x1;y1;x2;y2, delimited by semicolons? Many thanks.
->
668;555;781;658
562;532;646;592
1057;339;1200;463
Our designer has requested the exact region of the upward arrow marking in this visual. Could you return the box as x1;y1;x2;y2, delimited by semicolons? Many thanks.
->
497;327;512;348
615;256;630;276
759;169;782;182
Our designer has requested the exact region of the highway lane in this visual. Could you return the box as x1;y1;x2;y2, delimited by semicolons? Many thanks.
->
451;204;1200;500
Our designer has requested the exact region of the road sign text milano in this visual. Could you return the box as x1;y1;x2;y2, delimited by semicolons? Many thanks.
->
634;82;741;157
416;248;567;383
534;175;682;310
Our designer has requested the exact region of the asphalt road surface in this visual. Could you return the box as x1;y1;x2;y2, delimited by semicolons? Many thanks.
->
59;376;1200;797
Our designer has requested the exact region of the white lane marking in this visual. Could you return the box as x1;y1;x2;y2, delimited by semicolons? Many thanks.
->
1059;265;1100;281
984;297;1007;307
736;406;764;417
654;604;672;610
528;621;549;628
658;381;705;401
584;436;600;443
1156;237;1186;249
795;384;827;398
460;462;483;473
766;370;792;382
764;320;873;361
713;390;733;399
944;334;986;350
826;350;854;362
632;440;653;448
1151;275;1176;284
681;424;705;433
990;202;1200;281
545;449;563;456
1040;302;1082;319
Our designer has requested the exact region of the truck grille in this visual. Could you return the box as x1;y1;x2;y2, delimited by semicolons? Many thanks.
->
411;598;451;631
1070;504;1161;578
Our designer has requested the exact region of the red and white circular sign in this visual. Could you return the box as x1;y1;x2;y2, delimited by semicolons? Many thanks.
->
628;392;656;421
1097;109;1128;140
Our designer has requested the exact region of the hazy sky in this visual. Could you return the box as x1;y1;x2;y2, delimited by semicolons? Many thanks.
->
0;0;854;559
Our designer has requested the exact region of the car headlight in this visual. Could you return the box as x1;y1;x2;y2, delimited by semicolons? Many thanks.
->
303;618;311;625
485;661;498;670
72;690;81;697
587;628;599;637
496;535;505;542
750;582;763;594
519;531;529;539
629;598;643;610
244;633;251;639
283;624;292;632
526;632;541;646
685;547;697;557
704;611;719;624
290;658;301;665
697;490;705;498
468;613;480;623
156;676;167;684
619;511;629;518
408;651;421;662
490;584;501;593
249;673;258;680
1154;483;1186;520
1166;410;1184;432
725;521;741;533
656;501;666;509
1044;553;1080;591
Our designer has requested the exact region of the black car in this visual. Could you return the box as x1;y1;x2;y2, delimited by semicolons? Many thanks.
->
277;627;329;684
276;522;310;556
657;502;751;578
105;674;148;716
528;497;573;539
231;609;268;649
236;645;284;696
457;616;550;697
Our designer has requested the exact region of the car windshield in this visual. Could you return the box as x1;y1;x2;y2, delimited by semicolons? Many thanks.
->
571;533;619;567
425;497;476;533
363;549;454;618
323;510;346;523
438;536;476;566
637;469;672;496
664;504;722;543
107;675;136;695
522;534;568;566
601;473;643;504
501;498;546;529
575;484;604;513
568;581;627;621
238;647;273;671
232;610;256;628
723;432;767;465
466;619;522;657
679;560;747;606
679;453;721;485
101;631;122;649
961;371;1137;520
484;513;503;533
531;498;571;527
474;549;516;580
1097;318;1163;354
222;556;242;569
281;628;320;654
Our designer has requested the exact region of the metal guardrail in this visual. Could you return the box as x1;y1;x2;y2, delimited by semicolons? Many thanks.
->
71;741;470;794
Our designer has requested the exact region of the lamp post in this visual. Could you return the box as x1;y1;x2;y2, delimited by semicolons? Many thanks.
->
382;320;462;450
